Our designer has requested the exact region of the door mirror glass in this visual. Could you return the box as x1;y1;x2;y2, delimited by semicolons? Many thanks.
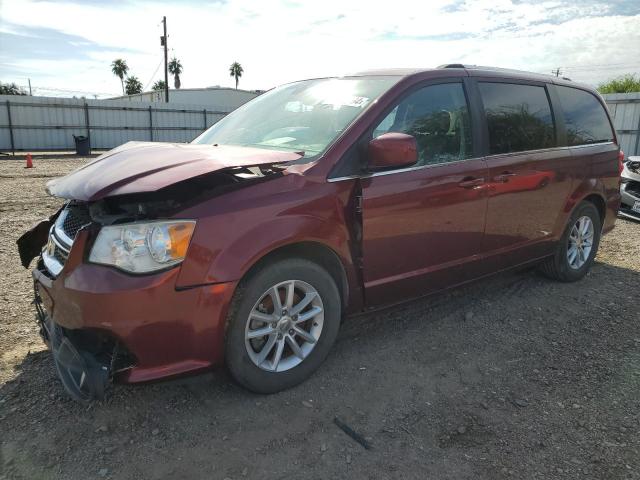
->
368;132;418;169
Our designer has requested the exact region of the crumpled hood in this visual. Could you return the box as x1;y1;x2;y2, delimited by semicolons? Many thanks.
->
623;156;640;181
46;141;303;201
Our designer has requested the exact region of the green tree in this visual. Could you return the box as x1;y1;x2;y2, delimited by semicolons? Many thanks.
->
111;58;129;95
229;61;243;89
125;76;143;95
598;74;640;94
0;82;27;95
152;80;167;91
168;58;183;89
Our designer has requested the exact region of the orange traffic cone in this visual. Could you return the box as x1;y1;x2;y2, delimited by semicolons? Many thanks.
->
25;153;33;169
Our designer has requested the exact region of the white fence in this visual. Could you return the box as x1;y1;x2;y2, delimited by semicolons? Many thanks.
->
0;95;232;153
603;92;640;158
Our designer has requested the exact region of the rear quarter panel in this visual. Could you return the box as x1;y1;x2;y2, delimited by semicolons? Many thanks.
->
561;143;620;234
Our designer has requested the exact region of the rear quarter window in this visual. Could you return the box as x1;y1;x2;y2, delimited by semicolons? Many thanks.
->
555;86;614;146
479;82;556;155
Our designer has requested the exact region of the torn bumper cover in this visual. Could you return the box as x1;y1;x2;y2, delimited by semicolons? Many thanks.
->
34;283;111;402
16;208;62;269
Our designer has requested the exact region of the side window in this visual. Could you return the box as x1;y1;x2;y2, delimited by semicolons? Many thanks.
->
555;86;614;146
479;82;556;154
373;106;398;138
373;83;472;166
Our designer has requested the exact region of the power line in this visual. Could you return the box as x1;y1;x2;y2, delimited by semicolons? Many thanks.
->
14;84;117;97
540;62;640;74
563;62;640;69
143;54;165;91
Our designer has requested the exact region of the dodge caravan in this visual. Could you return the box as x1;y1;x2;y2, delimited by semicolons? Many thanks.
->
18;65;622;401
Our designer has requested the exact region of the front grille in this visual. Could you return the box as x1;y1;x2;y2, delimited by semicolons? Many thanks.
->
61;203;91;241
53;242;69;264
42;202;91;277
625;180;640;197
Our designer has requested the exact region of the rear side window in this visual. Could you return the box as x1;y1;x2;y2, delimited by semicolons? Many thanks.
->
479;82;556;154
555;86;614;146
373;82;473;166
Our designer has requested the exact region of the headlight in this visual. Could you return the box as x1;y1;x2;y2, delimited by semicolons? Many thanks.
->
89;220;196;273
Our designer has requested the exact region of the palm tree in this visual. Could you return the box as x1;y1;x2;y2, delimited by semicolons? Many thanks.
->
0;82;27;95
125;76;143;95
168;58;183;89
152;80;167;91
229;62;243;89
111;59;129;95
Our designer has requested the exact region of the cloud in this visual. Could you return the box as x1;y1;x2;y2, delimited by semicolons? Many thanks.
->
0;0;638;97
0;23;140;63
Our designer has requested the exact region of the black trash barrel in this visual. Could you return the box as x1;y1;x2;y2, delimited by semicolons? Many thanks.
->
73;135;91;155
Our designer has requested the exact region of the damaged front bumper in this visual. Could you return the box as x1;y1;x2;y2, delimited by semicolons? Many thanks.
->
22;214;236;402
34;279;112;402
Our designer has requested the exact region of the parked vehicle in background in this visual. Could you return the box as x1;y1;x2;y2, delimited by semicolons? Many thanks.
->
17;65;622;402
619;156;640;221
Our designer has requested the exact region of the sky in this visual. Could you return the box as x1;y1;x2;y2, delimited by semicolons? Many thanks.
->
0;0;639;98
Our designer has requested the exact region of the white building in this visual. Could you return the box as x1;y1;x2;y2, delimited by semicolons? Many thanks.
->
111;87;262;110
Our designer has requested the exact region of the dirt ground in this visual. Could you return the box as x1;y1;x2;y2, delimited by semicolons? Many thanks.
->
0;158;639;480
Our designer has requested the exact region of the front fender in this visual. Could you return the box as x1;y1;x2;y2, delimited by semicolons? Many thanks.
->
175;177;358;290
211;213;353;284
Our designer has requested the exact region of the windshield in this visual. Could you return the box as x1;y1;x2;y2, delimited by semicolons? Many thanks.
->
192;76;401;158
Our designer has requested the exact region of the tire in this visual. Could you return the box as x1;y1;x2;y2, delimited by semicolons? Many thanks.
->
539;201;602;282
225;257;341;394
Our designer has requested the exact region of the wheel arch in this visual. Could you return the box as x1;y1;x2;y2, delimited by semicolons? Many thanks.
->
238;241;350;311
581;193;606;225
559;181;608;237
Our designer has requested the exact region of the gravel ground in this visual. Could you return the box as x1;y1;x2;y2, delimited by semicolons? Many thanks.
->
0;158;639;480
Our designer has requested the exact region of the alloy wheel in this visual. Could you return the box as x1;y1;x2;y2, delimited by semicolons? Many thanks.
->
244;280;324;372
567;215;594;269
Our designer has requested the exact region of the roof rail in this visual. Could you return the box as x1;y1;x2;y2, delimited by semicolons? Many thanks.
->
438;63;466;69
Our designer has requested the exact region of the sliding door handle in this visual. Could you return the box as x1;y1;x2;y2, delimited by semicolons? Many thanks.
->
494;172;517;183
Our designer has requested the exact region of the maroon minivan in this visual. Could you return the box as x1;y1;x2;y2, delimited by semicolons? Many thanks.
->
18;65;622;401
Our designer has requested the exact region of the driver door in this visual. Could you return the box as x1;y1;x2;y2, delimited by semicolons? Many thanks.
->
360;81;490;307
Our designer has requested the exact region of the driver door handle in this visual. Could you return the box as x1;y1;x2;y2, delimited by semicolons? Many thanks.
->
458;177;485;189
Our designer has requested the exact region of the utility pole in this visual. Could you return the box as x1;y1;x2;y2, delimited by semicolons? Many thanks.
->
161;16;169;103
552;67;561;77
28;78;32;96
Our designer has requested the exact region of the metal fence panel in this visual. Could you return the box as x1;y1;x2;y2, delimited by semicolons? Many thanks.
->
0;94;233;154
603;92;640;157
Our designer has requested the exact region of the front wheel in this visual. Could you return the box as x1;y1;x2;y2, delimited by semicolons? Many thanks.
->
225;258;341;393
539;201;602;282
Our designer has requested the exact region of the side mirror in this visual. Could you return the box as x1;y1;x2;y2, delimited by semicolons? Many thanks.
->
368;133;418;170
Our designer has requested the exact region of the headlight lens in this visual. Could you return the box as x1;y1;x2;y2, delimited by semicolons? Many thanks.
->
89;220;196;273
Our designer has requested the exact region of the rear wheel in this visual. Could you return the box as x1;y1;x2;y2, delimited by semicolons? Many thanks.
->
225;258;341;393
539;201;602;282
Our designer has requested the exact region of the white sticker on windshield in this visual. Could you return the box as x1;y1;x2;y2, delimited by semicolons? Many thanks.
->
346;96;370;108
320;96;370;109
